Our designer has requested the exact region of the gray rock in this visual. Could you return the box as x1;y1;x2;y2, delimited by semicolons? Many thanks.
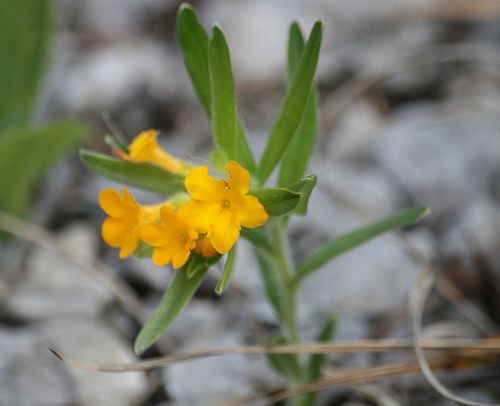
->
0;316;148;406
5;222;112;320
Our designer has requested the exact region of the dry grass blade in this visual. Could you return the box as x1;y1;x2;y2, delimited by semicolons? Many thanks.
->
49;338;500;372
411;266;500;406
0;211;148;324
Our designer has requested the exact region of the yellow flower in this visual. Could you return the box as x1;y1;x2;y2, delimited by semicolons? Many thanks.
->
178;161;269;254
99;187;162;258
117;129;190;175
140;206;199;268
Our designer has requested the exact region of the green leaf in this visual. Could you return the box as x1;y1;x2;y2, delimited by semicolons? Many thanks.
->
134;240;155;259
258;21;323;185
279;23;319;188
286;175;317;216
0;120;87;218
266;335;303;382
177;4;211;115
249;187;300;217
80;150;186;195
177;4;256;174
0;0;51;133
240;227;273;251
255;248;285;319
287;21;305;80
294;206;431;284
104;134;129;154
235;119;257;176
134;262;209;354
299;316;337;406
209;25;236;162
215;243;237;294
278;87;319;187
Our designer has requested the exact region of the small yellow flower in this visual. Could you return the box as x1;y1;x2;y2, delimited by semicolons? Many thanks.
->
99;187;162;258
178;161;269;254
140;206;199;268
117;129;190;175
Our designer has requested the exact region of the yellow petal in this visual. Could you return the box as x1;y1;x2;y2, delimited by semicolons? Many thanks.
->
159;205;182;227
140;222;169;247
178;199;220;233
120;236;139;258
208;210;240;254
226;161;251;196
171;248;191;269
101;217;135;247
99;188;135;217
129;129;190;174
237;195;269;228
184;165;226;202
152;246;174;266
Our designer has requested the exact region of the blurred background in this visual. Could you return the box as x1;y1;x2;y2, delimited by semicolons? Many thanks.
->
1;0;500;405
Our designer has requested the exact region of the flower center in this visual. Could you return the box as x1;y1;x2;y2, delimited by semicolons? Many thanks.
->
221;198;231;209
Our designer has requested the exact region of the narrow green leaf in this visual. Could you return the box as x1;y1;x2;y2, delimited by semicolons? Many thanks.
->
240;227;273;251
295;206;431;284
258;21;323;185
0;0;51;132
255;248;285;319
287;21;305;80
299;316;337;406
209;25;237;161
266;335;303;382
286;175;317;216
308;316;336;381
104;134;129;154
279;22;319;188
177;4;211;115
278;87;319;187
134;263;209;354
80;150;186;195
215;243;237;294
0;120;87;218
134;241;155;259
235;120;257;176
249;187;300;217
177;4;256;173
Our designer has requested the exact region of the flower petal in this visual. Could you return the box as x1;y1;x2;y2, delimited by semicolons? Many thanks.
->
152;246;174;266
171;248;191;269
178;199;220;233
99;188;135;217
140;222;170;247
184;165;226;201
226;161;251;195
120;236;139;258
237;195;269;228
208;210;240;254
101;217;135;247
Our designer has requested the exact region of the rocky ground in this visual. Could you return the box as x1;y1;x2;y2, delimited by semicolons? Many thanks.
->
1;0;500;405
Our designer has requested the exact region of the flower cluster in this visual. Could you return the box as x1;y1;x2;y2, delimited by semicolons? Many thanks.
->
100;131;269;269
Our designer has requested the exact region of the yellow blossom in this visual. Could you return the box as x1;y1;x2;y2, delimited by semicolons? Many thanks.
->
99;187;163;258
178;161;269;254
117;129;190;174
140;206;199;268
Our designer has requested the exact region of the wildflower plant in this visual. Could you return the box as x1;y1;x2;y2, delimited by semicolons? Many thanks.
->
80;3;428;401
